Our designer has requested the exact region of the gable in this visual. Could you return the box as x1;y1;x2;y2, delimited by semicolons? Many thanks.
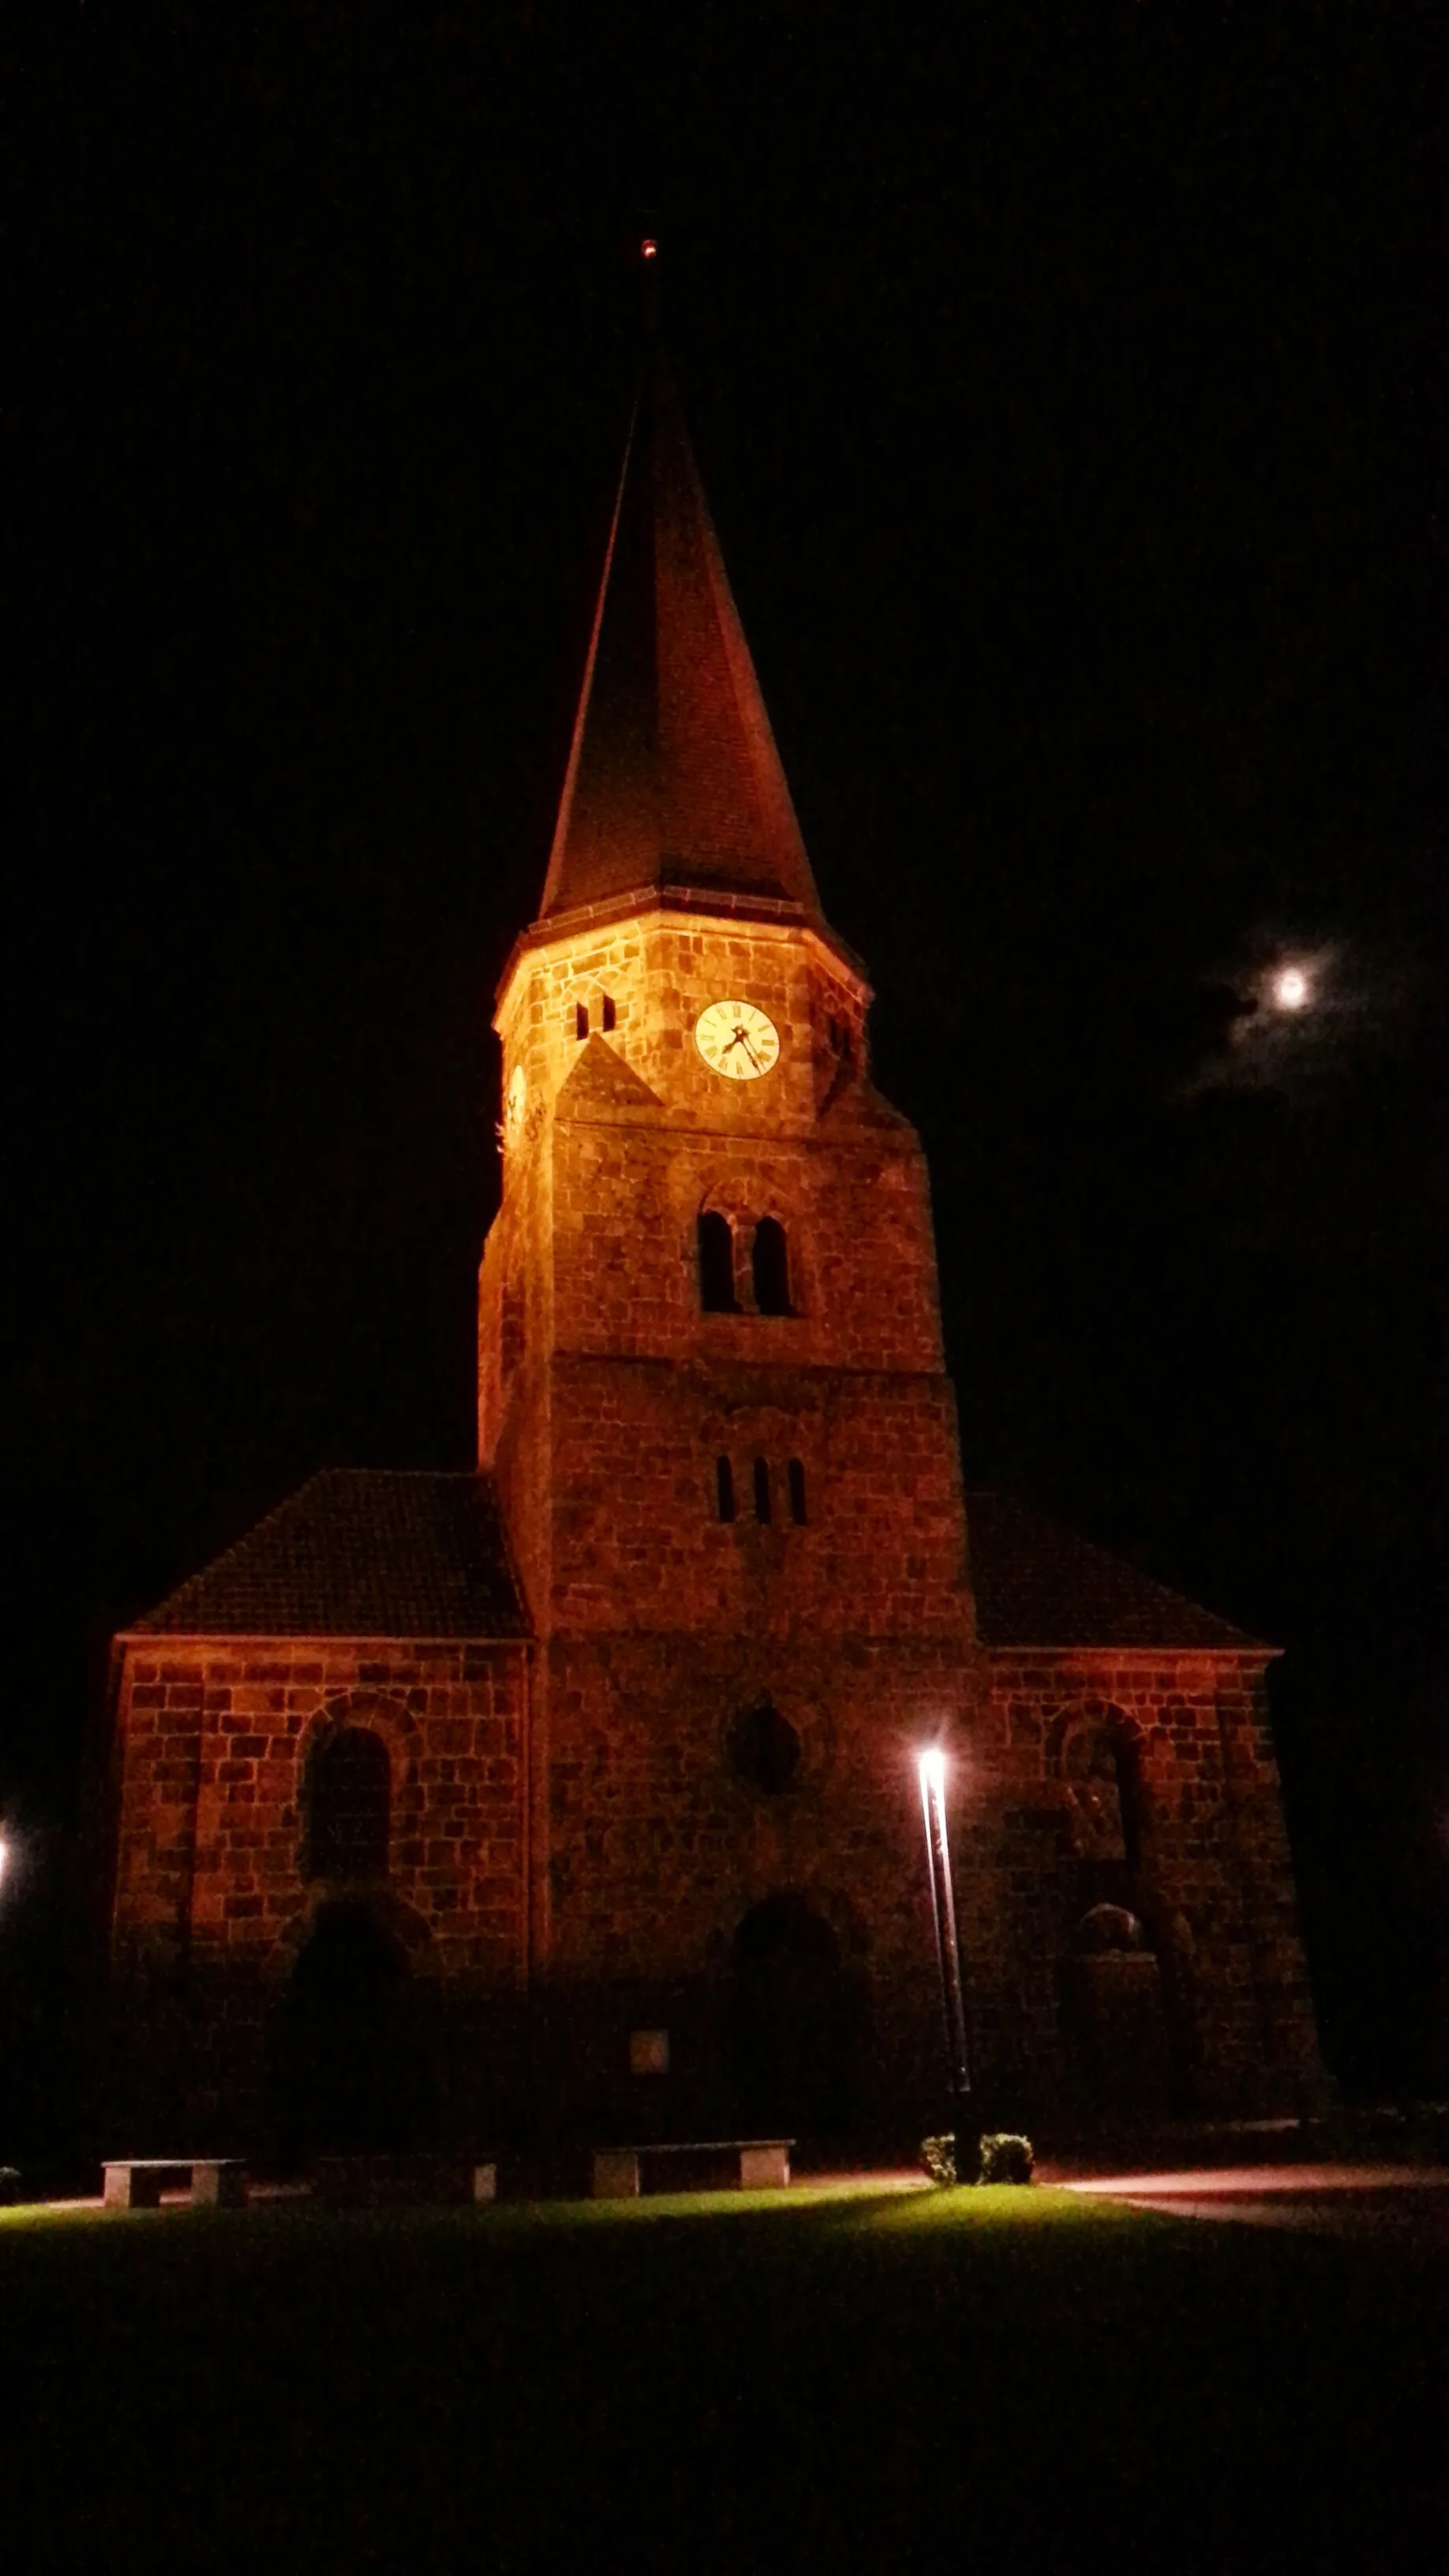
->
554;1032;665;1116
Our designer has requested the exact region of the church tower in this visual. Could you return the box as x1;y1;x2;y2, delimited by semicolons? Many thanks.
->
477;350;979;2132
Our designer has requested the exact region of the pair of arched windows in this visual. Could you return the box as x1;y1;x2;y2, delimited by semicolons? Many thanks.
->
716;1457;807;1526
698;1213;792;1316
574;994;616;1040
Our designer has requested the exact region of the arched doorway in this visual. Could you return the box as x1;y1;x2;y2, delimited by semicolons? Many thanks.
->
728;1893;856;2143
276;1900;433;2157
1060;1903;1173;2117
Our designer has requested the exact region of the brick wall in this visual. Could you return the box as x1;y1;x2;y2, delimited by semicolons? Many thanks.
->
537;1627;978;2138
109;1638;530;2144
492;910;870;1160
107;878;1326;2150
480;901;968;1644
475;900;998;2140
972;1646;1326;2115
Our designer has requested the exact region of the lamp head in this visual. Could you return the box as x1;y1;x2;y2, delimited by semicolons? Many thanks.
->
918;1747;946;1797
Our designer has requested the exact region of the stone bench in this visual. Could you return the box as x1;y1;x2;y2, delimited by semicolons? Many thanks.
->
312;2154;498;2207
103;2158;249;2211
591;2140;792;2198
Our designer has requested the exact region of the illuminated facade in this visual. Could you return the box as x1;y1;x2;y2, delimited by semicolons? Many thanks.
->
107;357;1325;2155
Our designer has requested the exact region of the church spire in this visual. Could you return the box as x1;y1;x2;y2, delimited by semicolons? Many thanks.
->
537;340;822;927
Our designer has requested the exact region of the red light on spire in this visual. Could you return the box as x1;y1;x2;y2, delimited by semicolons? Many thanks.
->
641;237;658;261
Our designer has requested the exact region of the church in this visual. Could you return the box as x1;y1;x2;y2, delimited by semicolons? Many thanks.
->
106;348;1325;2161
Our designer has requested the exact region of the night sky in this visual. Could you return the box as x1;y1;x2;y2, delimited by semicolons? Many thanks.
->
6;6;1443;2106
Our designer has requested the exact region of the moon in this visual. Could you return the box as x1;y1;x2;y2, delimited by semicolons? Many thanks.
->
1271;964;1310;1012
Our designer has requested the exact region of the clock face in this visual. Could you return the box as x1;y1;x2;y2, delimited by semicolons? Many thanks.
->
695;999;781;1082
504;1062;527;1138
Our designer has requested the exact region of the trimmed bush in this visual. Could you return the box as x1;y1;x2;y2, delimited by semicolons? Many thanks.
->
920;2135;958;2187
978;2132;1035;2185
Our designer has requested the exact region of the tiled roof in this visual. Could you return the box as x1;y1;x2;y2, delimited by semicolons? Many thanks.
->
126;1473;1252;1652
964;1490;1263;1651
538;346;822;927
129;1471;530;1639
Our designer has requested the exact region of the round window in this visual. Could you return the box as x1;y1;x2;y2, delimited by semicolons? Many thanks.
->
728;1702;802;1795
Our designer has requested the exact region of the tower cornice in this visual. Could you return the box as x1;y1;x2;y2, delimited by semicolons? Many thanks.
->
493;892;870;1028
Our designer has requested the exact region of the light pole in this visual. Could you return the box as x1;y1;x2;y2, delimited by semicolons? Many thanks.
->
918;1748;971;2131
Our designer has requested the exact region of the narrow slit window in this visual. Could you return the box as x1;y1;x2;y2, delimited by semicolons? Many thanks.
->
575;1002;590;1041
752;1216;792;1316
753;1457;772;1524
698;1211;738;1312
788;1459;807;1524
716;1457;736;1522
601;994;616;1032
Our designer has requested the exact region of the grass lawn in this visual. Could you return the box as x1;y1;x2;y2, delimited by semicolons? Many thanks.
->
1;2185;1440;2572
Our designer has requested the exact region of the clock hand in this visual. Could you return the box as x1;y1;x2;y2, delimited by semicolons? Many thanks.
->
718;1025;762;1073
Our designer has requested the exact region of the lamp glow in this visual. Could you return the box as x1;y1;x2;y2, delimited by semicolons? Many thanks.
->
917;1745;970;2119
0;1837;9;1892
1272;965;1309;1011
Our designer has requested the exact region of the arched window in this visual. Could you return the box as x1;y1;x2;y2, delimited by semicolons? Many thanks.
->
716;1457;736;1522
751;1217;792;1315
575;1002;590;1041
753;1457;772;1524
698;1211;738;1312
307;1728;391;1882
601;993;616;1032
1062;1726;1128;1865
788;1459;807;1525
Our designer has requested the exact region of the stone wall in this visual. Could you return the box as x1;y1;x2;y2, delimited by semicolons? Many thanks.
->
530;1630;1326;2138
970;1646;1327;2117
542;1357;971;1638
475;902;992;2143
534;1627;978;2141
108;1638;529;2146
109;880;1327;2151
492;909;871;1163
545;1103;945;1376
479;904;954;1646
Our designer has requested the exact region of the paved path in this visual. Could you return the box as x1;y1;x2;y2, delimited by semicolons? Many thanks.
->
1058;2162;1449;2242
